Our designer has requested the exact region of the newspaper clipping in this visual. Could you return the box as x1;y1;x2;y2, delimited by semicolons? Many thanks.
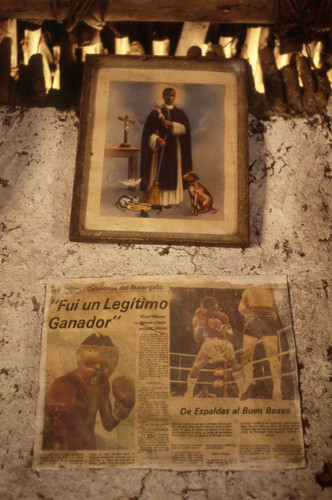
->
33;275;305;470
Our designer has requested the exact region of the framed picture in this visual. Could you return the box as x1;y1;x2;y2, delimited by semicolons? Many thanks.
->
70;56;249;246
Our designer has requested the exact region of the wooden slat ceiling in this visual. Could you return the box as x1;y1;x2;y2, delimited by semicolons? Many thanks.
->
0;1;330;115
0;1;276;24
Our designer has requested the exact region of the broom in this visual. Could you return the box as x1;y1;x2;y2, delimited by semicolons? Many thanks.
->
145;179;160;205
145;135;166;206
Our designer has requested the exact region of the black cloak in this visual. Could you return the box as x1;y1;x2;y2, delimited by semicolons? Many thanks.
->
140;105;192;192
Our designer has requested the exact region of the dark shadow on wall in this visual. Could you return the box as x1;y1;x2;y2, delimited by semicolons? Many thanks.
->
247;116;269;248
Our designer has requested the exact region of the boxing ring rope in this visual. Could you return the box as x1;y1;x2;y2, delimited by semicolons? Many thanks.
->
170;326;297;393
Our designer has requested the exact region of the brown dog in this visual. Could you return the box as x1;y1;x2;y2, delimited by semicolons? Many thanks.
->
183;171;217;215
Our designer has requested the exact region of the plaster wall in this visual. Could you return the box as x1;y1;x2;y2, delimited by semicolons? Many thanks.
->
0;103;331;499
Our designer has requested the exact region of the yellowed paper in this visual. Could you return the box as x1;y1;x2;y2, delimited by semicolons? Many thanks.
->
33;276;305;470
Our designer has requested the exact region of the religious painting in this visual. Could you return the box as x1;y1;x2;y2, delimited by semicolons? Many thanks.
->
70;56;249;246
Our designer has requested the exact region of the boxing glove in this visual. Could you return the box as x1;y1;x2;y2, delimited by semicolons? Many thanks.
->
111;376;135;420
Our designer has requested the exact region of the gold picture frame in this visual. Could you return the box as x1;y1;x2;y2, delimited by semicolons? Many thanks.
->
70;55;249;246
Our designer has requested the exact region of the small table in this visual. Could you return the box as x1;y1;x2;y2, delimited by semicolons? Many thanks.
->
104;147;141;190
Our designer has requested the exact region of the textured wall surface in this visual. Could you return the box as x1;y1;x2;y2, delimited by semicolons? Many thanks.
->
0;103;331;499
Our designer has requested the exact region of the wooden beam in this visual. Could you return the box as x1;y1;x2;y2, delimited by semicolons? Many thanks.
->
0;1;276;24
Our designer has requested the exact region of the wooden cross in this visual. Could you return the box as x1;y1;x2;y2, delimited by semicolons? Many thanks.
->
118;115;135;147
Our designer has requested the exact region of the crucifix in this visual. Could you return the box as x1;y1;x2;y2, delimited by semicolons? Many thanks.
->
118;115;135;147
